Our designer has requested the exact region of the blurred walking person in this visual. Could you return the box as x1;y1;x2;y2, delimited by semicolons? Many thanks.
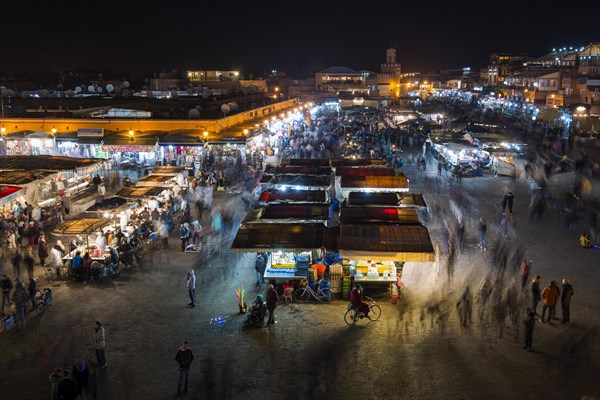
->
478;217;487;251
531;275;542;316
72;358;90;398
502;191;514;213
38;234;49;268
522;308;535;352
519;258;532;292
93;321;107;368
456;286;472;327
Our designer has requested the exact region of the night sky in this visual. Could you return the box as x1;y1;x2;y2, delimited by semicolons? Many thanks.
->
2;0;599;76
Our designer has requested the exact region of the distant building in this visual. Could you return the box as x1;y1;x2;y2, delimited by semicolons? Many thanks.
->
187;70;241;83
315;66;366;93
439;67;474;89
578;42;600;76
577;43;600;109
487;53;532;85
150;71;187;91
525;49;578;69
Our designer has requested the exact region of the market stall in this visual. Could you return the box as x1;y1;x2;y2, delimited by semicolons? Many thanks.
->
0;156;111;227
431;141;490;177
52;218;114;265
336;223;435;296
115;186;172;223
487;150;525;177
346;191;427;208
231;223;327;282
0;185;23;208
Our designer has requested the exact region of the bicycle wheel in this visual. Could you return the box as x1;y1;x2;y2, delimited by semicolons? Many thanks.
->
368;304;382;321
317;288;334;303
294;288;310;303
344;309;358;325
35;302;46;315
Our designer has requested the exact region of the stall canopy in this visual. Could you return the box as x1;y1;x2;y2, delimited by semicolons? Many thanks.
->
0;170;58;185
272;174;332;189
340;207;421;224
52;218;111;236
116;186;170;198
337;224;435;262
151;166;186;176
260;174;274;184
335;167;396;177
347;192;427;208
242;204;330;224
86;197;129;211
266;165;334;175
340;175;409;190
331;159;388;167
258;189;327;203
135;174;175;187
0;155;105;174
0;185;23;205
286;159;330;167
231;223;326;252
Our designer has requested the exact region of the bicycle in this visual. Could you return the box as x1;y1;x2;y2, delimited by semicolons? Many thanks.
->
344;296;382;325
35;288;53;314
294;280;333;303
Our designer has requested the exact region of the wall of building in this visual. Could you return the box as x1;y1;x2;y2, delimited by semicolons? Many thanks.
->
0;99;300;139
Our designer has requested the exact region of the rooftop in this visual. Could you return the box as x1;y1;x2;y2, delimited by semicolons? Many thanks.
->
318;66;361;75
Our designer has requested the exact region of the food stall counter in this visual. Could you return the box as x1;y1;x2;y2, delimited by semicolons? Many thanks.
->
263;251;311;281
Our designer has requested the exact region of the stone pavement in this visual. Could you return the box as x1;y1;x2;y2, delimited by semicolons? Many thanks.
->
0;165;599;400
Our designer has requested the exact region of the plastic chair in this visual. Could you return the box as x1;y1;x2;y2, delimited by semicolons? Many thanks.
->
283;287;294;303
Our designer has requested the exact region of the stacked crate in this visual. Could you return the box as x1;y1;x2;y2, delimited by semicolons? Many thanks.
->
329;263;343;298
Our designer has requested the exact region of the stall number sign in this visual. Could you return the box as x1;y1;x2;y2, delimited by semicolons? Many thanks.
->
77;128;104;137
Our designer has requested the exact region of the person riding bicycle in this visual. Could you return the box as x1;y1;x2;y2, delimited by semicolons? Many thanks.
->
350;284;369;318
